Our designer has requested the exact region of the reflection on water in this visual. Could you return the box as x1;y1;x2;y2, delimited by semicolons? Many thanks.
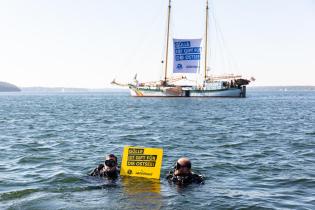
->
121;177;162;209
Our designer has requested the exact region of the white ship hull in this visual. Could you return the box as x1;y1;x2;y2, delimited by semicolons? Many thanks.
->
129;86;246;97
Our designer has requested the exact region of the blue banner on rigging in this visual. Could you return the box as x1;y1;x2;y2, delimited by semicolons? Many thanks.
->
173;38;202;73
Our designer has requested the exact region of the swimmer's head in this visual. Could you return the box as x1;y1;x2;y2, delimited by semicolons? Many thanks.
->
104;154;118;171
174;157;192;176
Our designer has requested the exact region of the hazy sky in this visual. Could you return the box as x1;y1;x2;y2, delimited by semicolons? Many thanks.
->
1;0;314;88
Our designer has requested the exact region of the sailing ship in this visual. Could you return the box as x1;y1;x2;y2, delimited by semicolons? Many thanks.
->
112;0;253;97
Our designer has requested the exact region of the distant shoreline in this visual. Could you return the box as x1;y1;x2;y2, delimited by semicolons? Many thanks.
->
20;87;129;92
0;81;21;92
1;82;314;93
247;86;315;91
19;86;315;92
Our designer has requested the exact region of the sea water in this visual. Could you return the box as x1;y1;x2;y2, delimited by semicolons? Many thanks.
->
0;89;314;209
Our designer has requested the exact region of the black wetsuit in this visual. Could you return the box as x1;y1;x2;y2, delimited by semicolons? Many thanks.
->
89;164;119;179
167;170;204;185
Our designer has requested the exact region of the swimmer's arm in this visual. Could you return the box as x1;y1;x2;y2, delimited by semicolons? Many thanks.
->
89;164;104;176
166;170;174;180
194;174;205;184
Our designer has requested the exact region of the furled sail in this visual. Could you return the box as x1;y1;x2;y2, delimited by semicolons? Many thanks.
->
173;38;202;74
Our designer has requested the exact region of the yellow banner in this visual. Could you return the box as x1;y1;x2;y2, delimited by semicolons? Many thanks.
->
120;146;163;179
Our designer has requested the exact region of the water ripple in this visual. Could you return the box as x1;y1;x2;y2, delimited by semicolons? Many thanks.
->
0;91;314;209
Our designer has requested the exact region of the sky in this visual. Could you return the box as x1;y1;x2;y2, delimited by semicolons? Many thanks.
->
0;0;314;88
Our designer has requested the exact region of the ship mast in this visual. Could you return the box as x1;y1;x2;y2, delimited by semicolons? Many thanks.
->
164;0;172;85
204;0;209;82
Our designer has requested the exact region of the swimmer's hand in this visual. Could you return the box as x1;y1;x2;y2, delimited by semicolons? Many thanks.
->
89;164;105;176
97;164;104;171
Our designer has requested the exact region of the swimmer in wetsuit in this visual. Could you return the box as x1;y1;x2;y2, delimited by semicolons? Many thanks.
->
167;157;204;185
90;154;119;179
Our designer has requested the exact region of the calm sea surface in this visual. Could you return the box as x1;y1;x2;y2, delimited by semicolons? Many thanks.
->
0;90;314;209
